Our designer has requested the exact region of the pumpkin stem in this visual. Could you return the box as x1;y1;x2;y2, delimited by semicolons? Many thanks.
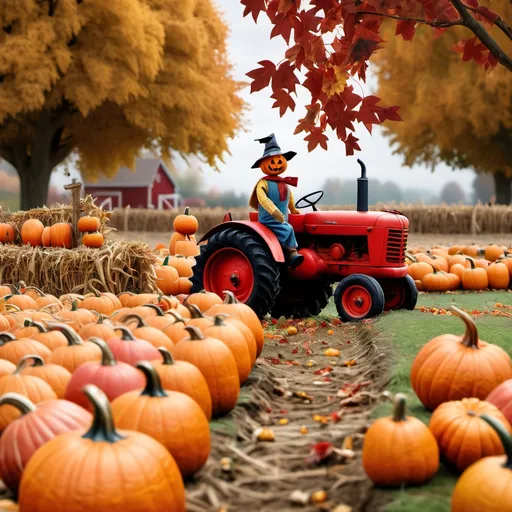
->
448;306;479;349
223;290;238;304
184;206;190;216
71;300;78;312
0;393;37;415
82;384;124;443
88;338;116;367
213;313;228;326
392;393;408;422
480;415;512;468
137;361;168;398
115;326;136;341
184;325;205;340
46;322;84;346
167;310;185;324
120;314;146;328
14;354;45;374
466;257;476;270
184;302;204;319
0;332;16;345
157;347;175;365
163;256;169;266
143;304;165;316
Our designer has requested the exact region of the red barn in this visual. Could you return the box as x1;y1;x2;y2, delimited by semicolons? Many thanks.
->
84;158;180;210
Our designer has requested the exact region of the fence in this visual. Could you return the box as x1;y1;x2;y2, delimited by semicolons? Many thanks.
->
108;203;512;235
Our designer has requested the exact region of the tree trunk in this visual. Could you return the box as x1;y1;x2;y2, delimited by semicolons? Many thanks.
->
18;164;53;210
493;172;512;205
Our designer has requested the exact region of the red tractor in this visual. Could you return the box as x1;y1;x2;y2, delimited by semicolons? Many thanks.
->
191;160;417;321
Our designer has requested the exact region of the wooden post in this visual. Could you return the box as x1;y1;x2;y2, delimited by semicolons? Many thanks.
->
64;178;82;248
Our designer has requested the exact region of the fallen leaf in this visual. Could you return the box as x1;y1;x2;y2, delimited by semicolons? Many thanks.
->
306;441;333;464
324;348;340;357
294;391;314;401
300;425;309;434
310;490;328;504
313;414;330;424
254;427;275;442
343;359;356;367
279;418;289;425
314;366;333;375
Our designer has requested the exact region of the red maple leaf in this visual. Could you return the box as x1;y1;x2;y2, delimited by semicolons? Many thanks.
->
377;105;402;123
302;66;324;100
271;89;296;116
416;0;459;22
246;60;276;93
270;12;297;44
294;103;320;134
241;0;267;22
345;133;361;156
272;61;300;93
299;8;323;32
277;0;300;15
305;128;329;151
396;20;416;41
285;43;306;68
453;37;488;65
320;4;342;33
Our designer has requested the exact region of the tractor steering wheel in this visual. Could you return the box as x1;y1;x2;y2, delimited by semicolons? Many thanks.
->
294;191;324;212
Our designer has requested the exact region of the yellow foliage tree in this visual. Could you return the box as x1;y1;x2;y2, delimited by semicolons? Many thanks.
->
0;0;244;209
373;0;512;204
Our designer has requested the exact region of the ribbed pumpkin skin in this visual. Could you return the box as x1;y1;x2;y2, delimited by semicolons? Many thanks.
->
0;376;57;431
0;399;91;492
410;335;512;410
151;357;212;420
0;339;51;364
0;360;15;377
48;342;102;373
77;322;117;342
106;337;160;366
486;379;512;423
429;398;511;472
112;390;211;478
21;364;72;399
173;336;240;417
18;430;185;512
131;326;175;353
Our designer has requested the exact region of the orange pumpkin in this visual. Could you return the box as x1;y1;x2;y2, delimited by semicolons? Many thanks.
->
5;293;38;310
21;219;44;247
448;245;464;255
485;244;505;262
78;315;117;341
410;306;512;410
111;361;211;478
155;258;180;295
0;332;51;364
82;231;104;248
50;223;73;249
448;253;471;268
0;362;57;431
362;393;439;486
414;279;423;291
57;301;97;330
206;291;264;357
173;326;240;417
259;154;289;174
19;384;186;512
173;207;199;236
463;244;480;257
175;277;193;295
151;347;212;420
0;359;16;377
186;291;223;312
0;223;15;243
121;313;175;353
166;255;194;278
462;257;489;290
429;398;511;472
169;232;187;256
77;216;101;233
17;320;68;352
498;255;512;278
80;294;117;316
421;266;451;292
41;226;51;247
184;304;214;331
18;354;72;399
46;322;102;373
450;263;466;280
175;240;200;258
486;261;510;290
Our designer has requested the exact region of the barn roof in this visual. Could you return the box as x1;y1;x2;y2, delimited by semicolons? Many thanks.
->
84;158;177;188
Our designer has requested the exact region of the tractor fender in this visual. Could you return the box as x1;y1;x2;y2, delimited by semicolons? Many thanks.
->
197;221;285;263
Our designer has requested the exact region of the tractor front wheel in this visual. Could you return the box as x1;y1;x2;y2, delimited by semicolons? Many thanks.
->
378;275;418;311
334;274;385;322
270;281;333;319
190;228;281;318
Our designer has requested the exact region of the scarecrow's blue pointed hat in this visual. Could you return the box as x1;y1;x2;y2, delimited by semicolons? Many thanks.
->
251;133;297;168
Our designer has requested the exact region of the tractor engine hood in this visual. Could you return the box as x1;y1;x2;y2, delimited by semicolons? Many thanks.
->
302;210;408;229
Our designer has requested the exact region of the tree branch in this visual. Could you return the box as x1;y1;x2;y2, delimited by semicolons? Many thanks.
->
355;10;462;28
463;4;512;41
50;141;74;169
451;0;512;72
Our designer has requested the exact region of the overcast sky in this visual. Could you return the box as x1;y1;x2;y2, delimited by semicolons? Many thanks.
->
54;1;476;198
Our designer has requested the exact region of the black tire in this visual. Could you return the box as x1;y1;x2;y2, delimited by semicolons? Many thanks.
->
190;228;281;318
270;280;333;319
378;275;418;311
334;274;385;322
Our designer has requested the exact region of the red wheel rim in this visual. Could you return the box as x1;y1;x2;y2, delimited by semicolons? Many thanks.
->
203;248;254;303
341;285;372;318
382;281;405;310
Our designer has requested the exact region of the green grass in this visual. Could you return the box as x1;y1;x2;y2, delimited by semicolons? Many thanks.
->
0;190;19;212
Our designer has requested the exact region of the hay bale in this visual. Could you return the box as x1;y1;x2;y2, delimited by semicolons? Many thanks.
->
0;241;158;296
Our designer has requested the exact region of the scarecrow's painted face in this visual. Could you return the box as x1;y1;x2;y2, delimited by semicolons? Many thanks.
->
259;155;288;176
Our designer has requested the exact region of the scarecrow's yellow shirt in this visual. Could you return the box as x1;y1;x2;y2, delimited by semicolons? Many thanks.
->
249;179;300;216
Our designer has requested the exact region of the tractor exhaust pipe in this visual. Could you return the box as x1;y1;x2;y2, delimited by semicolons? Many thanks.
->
356;159;368;212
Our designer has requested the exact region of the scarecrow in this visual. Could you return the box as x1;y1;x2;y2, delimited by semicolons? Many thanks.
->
249;134;304;269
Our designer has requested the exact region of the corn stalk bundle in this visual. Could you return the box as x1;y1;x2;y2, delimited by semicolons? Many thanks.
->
0;241;158;296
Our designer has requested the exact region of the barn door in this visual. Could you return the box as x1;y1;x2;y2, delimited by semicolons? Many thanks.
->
98;197;112;210
158;194;180;209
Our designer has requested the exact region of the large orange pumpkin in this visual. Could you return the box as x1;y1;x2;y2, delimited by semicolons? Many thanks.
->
57;301;97;330
82;231;104;248
80;294;117;316
484;244;505;262
410;306;512;410
183;304;214;331
451;415;512;512
0;393;91;493
0;332;51;364
21;219;44;247
173;207;199;236
111;361;211;478
121;313;175;353
407;260;433;281
19;354;72;399
486;261;510;290
151;347;212;420
15;320;68;351
155;258;180;295
362;393;439;486
173;326;240;417
18;384;186;512
186;291;223;312
77;216;101;233
429;398;511;472
49;223;73;249
462;258;489;290
77;315;117;341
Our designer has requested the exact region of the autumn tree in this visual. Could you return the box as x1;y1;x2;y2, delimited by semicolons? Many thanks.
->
372;0;512;204
0;1;243;209
472;172;495;203
241;0;512;156
440;181;466;204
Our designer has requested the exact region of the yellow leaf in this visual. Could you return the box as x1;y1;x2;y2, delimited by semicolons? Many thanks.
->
322;65;348;98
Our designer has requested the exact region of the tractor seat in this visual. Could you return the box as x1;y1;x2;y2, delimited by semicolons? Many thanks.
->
248;211;304;232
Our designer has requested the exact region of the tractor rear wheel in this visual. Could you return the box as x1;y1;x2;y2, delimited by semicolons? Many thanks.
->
378;275;418;311
270;280;333;319
190;228;281;318
334;274;385;322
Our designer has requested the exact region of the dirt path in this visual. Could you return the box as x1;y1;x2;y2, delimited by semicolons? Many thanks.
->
186;320;393;512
